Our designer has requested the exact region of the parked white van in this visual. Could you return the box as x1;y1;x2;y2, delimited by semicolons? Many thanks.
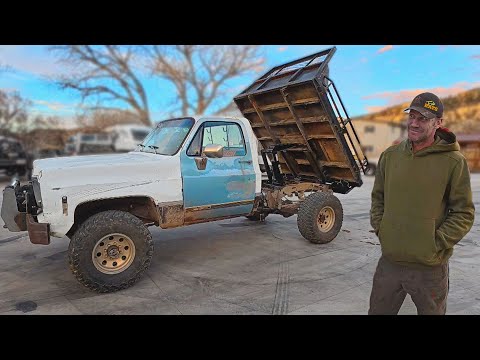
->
64;132;114;156
107;124;152;152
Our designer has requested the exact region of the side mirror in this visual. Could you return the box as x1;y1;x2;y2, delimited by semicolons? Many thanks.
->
204;144;224;158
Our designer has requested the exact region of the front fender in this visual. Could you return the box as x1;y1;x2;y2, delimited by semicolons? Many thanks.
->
38;178;183;237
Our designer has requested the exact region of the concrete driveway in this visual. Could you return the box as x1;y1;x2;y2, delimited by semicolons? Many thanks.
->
1;174;479;315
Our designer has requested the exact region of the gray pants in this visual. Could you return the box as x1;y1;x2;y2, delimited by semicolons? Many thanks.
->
368;256;449;315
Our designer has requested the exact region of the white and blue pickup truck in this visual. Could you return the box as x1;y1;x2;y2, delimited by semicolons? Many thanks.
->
1;47;368;293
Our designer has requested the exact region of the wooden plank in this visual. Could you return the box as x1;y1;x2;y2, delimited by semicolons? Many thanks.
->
248;95;279;143
281;88;325;182
278;134;306;144
320;139;349;163
278;153;300;176
250;95;300;178
250;115;330;128
261;134;337;143
303;121;335;135
292;158;309;165
320;161;350;168
241;97;321;114
286;83;320;102
310;134;336;139
298;171;317;177
284;146;308;152
293;159;348;168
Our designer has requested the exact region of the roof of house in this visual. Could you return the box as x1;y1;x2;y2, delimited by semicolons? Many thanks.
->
456;133;480;143
352;117;406;127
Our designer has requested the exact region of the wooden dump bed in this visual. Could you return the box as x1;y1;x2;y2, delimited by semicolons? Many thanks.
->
234;47;368;194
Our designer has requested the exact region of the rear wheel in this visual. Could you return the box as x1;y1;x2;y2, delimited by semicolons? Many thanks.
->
297;192;343;244
68;210;154;293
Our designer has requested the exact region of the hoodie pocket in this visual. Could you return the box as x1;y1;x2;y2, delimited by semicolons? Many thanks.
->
379;214;439;265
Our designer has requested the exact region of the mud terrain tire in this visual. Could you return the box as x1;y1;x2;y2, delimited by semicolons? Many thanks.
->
297;192;343;244
68;210;154;293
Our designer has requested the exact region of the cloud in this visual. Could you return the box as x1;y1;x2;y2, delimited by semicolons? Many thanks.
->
0;87;19;93
33;99;78;113
360;57;368;64
0;45;64;77
470;54;480;60
377;45;394;54
253;64;266;73
362;81;480;106
0;70;30;81
366;106;388;113
439;45;466;50
278;46;288;52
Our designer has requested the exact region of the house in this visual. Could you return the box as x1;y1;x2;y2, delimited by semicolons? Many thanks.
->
457;133;480;172
352;118;406;174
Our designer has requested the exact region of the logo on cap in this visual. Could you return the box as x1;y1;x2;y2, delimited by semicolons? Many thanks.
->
424;100;438;112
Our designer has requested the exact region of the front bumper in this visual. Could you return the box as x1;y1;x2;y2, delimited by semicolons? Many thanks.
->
1;183;50;245
26;213;50;245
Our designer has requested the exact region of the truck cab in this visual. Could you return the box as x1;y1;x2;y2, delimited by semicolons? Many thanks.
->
1;116;263;292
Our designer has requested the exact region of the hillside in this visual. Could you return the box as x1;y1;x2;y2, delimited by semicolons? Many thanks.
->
353;88;480;133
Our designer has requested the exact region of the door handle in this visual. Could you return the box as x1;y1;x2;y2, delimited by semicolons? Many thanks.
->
238;160;252;164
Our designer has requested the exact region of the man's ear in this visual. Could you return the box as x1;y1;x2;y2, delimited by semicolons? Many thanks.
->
435;118;443;129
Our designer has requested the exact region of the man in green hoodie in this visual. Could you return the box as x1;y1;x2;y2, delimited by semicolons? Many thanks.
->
369;92;475;315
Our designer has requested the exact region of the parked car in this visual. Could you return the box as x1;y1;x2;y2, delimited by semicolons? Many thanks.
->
0;136;27;177
64;132;114;156
107;124;152;152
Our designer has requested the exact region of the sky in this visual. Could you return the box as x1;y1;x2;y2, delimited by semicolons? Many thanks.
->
1;45;480;125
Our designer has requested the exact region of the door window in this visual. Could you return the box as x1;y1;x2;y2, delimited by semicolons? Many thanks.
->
187;121;246;157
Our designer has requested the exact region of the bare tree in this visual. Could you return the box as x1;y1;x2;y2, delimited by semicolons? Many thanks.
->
0;90;32;134
18;115;63;153
30;114;61;129
50;45;264;123
0;61;13;74
0;64;9;73
76;108;143;130
145;45;264;116
50;45;151;126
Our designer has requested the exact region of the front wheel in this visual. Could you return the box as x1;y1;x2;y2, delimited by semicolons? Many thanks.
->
68;210;154;293
297;192;343;244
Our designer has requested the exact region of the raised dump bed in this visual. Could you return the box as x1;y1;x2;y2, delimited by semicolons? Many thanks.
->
234;46;368;194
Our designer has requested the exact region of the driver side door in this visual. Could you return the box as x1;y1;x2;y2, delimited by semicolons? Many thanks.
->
180;120;256;223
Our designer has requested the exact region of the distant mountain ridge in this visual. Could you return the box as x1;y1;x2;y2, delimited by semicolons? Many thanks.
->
353;88;480;133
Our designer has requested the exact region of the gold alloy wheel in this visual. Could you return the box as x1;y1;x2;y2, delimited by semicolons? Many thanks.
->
317;206;335;232
92;233;136;274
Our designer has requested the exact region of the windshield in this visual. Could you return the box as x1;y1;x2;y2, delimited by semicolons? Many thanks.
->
136;118;194;155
